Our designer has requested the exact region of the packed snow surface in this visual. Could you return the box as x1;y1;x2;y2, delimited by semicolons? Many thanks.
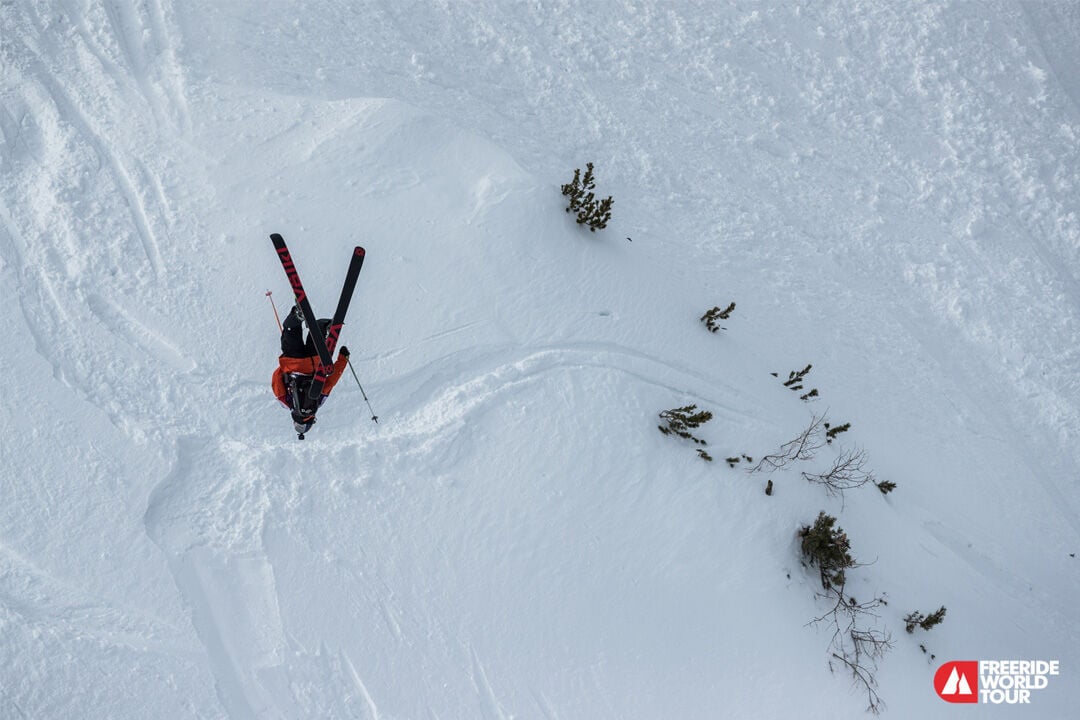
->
1;1;1078;717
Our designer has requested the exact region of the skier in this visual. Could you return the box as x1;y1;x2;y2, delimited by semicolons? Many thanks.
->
272;306;350;436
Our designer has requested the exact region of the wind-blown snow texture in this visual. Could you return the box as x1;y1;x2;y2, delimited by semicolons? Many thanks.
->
1;1;1078;717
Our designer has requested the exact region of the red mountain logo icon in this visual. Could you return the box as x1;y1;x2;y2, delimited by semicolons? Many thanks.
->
935;661;979;703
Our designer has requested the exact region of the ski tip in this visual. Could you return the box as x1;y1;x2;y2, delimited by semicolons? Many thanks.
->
354;246;365;257
271;233;284;242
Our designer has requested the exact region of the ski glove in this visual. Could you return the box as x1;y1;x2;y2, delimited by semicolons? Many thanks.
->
339;345;350;357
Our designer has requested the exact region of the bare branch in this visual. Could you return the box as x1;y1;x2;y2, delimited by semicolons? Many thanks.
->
751;414;827;473
802;523;893;714
802;447;876;497
831;651;887;715
812;583;892;714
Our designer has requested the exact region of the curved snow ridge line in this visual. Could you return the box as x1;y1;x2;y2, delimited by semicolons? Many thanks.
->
85;291;195;372
0;96;37;171
99;0;185;133
7;20;166;278
147;0;193;135
470;646;510;720
341;650;381;720
0;200;26;273
299;98;388;164
144;436;276;558
0;543;201;658
144;438;295;719
900;303;1080;541
142;438;387;720
903;235;1080;457
1023;2;1080;116
46;0;192;136
248;638;384;720
355;167;422;199
919;519;1079;631
7;273;196;438
13;271;77;381
384;342;769;442
172;548;290;720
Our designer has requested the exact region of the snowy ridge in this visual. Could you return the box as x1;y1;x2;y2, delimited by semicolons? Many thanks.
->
2;1;1079;718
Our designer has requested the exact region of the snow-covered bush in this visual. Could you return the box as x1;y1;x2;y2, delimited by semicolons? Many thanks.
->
875;479;897;494
701;302;735;332
825;420;851;444
904;606;946;633
658;404;713;461
561;162;613;232
772;364;818;401
801;512;892;713
799;511;855;590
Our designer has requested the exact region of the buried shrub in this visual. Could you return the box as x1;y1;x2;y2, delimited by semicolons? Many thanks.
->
701;303;736;333
561;162;613;231
904;607;947;634
658;404;713;461
799;511;855;590
800;512;892;713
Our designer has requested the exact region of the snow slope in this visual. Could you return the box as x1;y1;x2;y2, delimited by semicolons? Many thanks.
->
1;0;1078;717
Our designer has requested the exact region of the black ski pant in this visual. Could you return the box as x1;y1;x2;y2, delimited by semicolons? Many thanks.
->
281;308;313;358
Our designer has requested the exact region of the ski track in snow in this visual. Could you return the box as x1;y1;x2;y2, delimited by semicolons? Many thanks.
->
11;25;165;278
134;335;773;717
0;3;224;716
384;342;771;440
0;1;203;436
0;541;199;659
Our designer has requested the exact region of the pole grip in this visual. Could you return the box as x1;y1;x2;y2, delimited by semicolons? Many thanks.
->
266;290;283;332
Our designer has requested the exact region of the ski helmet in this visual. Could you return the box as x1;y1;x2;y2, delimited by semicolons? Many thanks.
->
291;410;316;435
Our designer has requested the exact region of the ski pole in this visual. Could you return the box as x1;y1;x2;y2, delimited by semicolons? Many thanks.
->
266;290;282;332
346;356;379;423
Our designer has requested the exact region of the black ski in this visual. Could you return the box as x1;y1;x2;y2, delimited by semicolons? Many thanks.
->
270;234;366;402
271;233;334;370
308;245;365;400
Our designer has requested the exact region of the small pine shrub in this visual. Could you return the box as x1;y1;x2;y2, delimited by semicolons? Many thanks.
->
799;511;855;590
658;405;713;461
875;480;897;495
824;421;851;444
725;453;753;468
775;364;818;400
701;303;736;333
904;607;946;633
783;364;812;390
561;162;613;232
658;405;712;444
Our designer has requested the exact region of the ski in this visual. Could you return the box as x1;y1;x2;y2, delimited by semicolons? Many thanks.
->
271;233;334;370
270;234;366;402
308;245;365;400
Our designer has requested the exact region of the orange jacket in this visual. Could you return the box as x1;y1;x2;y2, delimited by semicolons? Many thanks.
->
272;353;349;408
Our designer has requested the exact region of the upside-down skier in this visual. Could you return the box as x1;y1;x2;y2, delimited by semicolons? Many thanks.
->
270;233;368;438
271;306;350;437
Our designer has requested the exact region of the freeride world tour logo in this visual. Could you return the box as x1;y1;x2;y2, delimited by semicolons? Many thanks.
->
935;660;1060;705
